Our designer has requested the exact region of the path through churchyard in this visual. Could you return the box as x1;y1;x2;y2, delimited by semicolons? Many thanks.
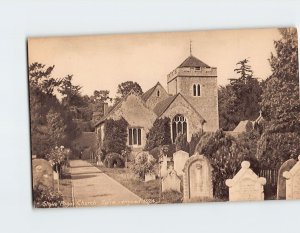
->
70;160;144;207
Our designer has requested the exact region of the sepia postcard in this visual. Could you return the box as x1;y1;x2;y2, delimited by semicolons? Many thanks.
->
28;27;300;208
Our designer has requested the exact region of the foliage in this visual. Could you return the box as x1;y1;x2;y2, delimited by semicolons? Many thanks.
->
46;146;67;166
257;131;300;169
175;133;189;153
219;59;262;130
33;184;63;208
144;117;172;151
196;130;259;199
29;63;82;157
103;152;125;168
258;28;300;168
46;109;66;146
102;118;129;154
131;151;156;179
189;132;204;155
116;81;143;98
58;75;84;107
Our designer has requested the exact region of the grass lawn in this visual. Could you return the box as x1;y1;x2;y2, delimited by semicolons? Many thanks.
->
93;163;183;204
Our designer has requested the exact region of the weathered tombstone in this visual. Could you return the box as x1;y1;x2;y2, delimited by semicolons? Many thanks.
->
145;173;156;182
162;166;181;193
283;155;300;200
226;161;266;202
32;159;54;189
277;159;297;200
173;150;189;176
159;155;171;178
183;153;213;202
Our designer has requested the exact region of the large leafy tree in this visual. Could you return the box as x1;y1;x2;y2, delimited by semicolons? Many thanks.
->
115;81;143;104
258;28;300;168
219;59;262;130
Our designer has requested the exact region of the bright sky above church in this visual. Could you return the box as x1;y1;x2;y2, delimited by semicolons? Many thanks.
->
28;28;280;97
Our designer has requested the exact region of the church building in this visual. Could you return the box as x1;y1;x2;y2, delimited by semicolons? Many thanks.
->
94;53;219;152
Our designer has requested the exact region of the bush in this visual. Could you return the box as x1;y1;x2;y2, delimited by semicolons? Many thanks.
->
33;184;63;208
149;144;176;161
103;118;128;154
175;133;189;153
131;151;156;179
189;132;203;155
104;152;125;168
196;129;259;200
144;117;172;151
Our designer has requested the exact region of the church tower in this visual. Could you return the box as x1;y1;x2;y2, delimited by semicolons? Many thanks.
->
167;53;219;132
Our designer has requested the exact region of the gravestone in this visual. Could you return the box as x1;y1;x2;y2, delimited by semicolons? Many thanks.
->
226;161;266;201
173;150;189;176
159;154;171;178
145;173;156;182
283;155;300;200
183;153;213;202
162;166;181;193
32;159;54;189
277;159;297;200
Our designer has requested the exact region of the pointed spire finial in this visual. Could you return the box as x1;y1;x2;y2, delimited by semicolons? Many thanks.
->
190;40;192;56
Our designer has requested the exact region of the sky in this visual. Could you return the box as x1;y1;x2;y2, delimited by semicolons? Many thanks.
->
28;28;281;97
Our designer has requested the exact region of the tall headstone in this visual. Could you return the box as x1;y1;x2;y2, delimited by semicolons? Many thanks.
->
183;153;213;202
283;155;300;200
226;161;266;202
173;150;189;176
162;166;181;193
277;159;297;200
32;159;54;189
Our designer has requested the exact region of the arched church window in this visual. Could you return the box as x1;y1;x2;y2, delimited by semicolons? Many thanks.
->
172;114;187;142
157;90;160;97
193;84;201;96
197;84;201;96
193;84;197;96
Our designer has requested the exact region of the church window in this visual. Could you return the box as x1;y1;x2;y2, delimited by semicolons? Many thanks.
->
172;114;187;143
128;128;142;146
157;90;160;97
193;84;201;96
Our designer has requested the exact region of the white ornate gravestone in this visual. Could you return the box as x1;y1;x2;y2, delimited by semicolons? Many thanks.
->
183;154;213;202
173;150;189;176
162;166;181;193
32;159;54;189
226;161;266;202
283;155;300;200
159;154;171;178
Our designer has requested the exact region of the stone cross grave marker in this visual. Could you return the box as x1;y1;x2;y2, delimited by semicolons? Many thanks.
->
283;155;300;200
183;153;213;202
173;150;189;176
277;158;297;200
162;166;181;193
226;161;266;202
32;158;54;189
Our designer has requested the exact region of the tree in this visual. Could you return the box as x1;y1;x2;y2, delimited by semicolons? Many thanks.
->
144;117;172;151
115;81;143;103
46;109;66;147
219;59;262;130
258;28;300;167
58;75;84;107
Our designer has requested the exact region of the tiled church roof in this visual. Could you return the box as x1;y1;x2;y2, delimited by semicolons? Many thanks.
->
178;55;210;68
141;82;159;101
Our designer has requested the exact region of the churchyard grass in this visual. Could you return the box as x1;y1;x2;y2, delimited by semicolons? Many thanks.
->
93;162;183;204
59;167;73;205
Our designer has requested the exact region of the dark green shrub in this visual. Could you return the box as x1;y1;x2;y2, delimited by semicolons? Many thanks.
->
103;118;128;154
104;152;125;168
144;117;172;151
189;132;203;156
175;133;189;153
33;184;63;208
196;129;259;200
